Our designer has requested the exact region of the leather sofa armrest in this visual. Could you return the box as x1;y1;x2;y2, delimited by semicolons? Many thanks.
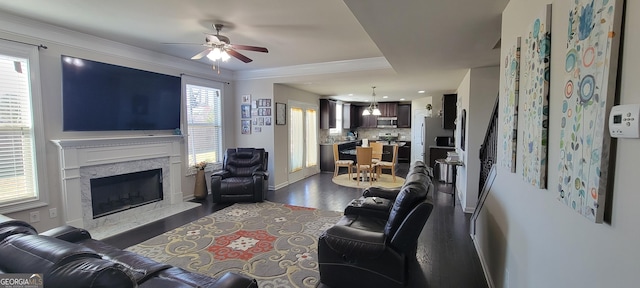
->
320;225;386;259
40;225;92;243
212;170;230;179
362;186;401;200
48;258;136;288
253;170;268;180
389;201;434;254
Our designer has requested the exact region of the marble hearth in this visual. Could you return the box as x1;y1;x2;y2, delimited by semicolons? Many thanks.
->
52;135;199;239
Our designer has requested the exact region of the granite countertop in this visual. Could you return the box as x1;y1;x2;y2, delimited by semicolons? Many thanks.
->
319;140;360;145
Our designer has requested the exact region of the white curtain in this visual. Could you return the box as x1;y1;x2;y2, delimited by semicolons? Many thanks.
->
290;107;304;172
306;109;318;167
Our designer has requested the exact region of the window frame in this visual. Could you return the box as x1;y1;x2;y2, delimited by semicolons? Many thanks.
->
0;40;48;214
182;76;225;174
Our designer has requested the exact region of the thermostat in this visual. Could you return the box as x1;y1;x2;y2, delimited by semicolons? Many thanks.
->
609;104;640;138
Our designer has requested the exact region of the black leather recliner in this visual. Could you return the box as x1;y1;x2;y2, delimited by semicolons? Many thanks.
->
0;215;258;288
318;161;434;288
210;148;269;203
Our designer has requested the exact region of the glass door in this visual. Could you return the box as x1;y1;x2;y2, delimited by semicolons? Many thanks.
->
289;101;319;183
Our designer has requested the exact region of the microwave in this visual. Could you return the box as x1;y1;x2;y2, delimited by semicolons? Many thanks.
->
377;117;397;128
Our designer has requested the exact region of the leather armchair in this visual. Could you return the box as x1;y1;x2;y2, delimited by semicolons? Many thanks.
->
318;162;434;288
211;148;269;203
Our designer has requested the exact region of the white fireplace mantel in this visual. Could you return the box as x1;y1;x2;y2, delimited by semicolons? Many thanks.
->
52;135;185;229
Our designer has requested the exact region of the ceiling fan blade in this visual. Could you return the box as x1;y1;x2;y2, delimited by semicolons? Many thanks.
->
191;48;212;60
231;44;269;53
226;49;253;63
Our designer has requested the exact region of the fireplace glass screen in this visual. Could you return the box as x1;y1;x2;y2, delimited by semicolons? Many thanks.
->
90;168;163;219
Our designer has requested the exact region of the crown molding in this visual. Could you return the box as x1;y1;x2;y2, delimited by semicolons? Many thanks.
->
0;10;233;82
234;57;392;80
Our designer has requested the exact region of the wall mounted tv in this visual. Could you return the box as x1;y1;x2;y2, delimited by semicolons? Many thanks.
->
62;56;181;131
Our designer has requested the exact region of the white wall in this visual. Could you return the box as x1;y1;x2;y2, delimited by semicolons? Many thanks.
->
475;1;640;287
456;67;499;212
0;11;235;231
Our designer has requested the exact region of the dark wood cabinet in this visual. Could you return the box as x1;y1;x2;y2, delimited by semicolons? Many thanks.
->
320;99;336;129
320;144;335;172
343;103;359;129
442;94;457;130
398;142;411;163
397;104;411;128
378;102;398;117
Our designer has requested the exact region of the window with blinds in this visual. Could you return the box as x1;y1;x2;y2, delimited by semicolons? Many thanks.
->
0;51;38;206
185;83;223;168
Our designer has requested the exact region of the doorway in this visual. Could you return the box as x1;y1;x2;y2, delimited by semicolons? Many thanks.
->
288;101;319;183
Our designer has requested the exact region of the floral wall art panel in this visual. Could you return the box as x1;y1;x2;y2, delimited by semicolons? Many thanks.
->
557;0;624;223
501;37;521;173
520;4;551;189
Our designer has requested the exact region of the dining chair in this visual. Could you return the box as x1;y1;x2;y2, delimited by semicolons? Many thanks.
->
333;144;353;178
370;142;384;164
376;144;399;182
355;146;375;186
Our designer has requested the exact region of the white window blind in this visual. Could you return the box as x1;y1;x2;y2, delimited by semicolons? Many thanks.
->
185;83;222;168
0;54;37;205
329;102;342;134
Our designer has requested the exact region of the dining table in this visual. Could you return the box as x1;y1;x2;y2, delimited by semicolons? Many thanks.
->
340;147;391;182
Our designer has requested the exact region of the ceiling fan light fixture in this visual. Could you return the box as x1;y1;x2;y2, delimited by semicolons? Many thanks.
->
207;47;222;60
221;50;231;61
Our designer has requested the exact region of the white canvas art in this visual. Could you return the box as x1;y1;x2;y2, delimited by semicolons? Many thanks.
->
500;37;520;173
557;0;624;223
520;4;551;189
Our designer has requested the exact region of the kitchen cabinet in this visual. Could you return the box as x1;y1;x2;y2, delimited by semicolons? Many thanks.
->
398;141;411;163
442;94;457;130
397;104;411;128
378;102;398;117
320;144;335;172
343;103;359;129
320;99;336;129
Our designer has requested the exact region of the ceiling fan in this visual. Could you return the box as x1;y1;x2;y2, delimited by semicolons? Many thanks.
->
191;24;269;64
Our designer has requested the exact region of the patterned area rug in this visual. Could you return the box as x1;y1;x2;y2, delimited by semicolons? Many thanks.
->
126;201;342;287
331;173;405;189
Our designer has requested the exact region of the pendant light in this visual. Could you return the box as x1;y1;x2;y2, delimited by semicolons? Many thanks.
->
362;86;382;116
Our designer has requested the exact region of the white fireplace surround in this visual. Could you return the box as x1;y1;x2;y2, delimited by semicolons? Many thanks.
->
52;135;198;238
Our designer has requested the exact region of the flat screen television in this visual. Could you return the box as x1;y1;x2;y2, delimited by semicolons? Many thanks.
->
61;55;181;131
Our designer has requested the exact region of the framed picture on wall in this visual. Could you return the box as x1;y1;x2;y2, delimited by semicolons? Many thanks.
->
276;102;286;125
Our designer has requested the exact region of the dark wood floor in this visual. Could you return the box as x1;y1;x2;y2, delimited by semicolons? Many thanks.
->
104;164;488;288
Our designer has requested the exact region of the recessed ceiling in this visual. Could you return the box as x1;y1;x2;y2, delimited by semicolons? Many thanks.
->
0;0;509;102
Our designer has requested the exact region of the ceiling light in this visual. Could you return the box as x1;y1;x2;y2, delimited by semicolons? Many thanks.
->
400;98;405;101
418;90;426;94
383;96;388;99
363;86;382;116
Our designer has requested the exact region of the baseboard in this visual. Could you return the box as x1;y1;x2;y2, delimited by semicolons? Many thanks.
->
272;181;289;190
472;235;495;288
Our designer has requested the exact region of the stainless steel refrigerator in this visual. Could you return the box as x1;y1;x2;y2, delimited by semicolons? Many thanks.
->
420;116;453;166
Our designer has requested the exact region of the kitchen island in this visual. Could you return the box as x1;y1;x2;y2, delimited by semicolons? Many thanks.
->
319;140;361;172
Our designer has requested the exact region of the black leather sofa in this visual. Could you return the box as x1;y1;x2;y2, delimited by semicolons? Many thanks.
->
0;215;257;288
211;148;269;203
318;161;434;288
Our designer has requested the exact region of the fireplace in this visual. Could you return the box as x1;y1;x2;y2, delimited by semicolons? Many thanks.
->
52;135;201;239
90;168;163;219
